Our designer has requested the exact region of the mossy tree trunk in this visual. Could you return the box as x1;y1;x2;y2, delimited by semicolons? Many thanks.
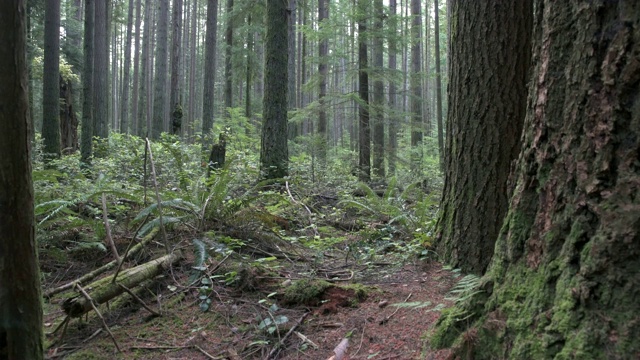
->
432;1;640;358
357;0;370;183
260;0;289;180
436;0;532;274
0;1;44;357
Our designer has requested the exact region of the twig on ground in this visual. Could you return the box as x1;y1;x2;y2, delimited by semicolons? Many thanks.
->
379;293;413;325
76;284;121;352
118;283;161;316
101;192;120;262
145;138;170;254
285;181;318;237
112;213;150;282
267;312;309;359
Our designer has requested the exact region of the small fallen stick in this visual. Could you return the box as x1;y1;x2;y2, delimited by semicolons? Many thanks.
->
267;312;309;359
118;283;161;316
379;293;412;325
76;284;121;352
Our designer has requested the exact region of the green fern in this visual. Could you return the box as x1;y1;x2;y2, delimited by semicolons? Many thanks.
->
445;274;483;304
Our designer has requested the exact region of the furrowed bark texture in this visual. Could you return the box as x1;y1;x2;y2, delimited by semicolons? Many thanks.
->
436;0;532;274
0;1;44;358
432;1;640;358
260;0;289;180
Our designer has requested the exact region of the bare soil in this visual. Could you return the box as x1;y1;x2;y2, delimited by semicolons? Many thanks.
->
43;250;457;360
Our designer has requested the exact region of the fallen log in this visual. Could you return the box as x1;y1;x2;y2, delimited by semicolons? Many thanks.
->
62;252;181;317
44;228;159;299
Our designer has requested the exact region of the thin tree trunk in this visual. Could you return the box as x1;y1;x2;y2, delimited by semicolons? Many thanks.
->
81;0;94;163
357;0;370;182
317;0;328;162
187;0;198;140
131;0;142;136
170;0;183;135
372;0;384;178
94;0;109;140
202;0;219;147
434;0;444;168
42;0;61;159
409;0;423;161
387;0;397;175
152;0;169;139
120;0;135;134
224;0;233;111
287;0;297;138
245;14;252;120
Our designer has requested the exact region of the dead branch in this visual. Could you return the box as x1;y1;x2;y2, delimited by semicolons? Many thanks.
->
145;138;170;254
76;284;121;352
62;252;181;317
267;312;309;359
101;192;120;261
44;228;158;298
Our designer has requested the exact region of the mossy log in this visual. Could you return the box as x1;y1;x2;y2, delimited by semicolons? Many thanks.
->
44;228;159;298
62;252;180;317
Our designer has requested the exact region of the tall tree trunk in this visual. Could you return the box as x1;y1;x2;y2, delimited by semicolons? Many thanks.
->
152;0;169;139
42;0;61;159
120;0;135;134
287;0;297;138
81;0;94;164
0;1;44;357
433;0;444;168
131;0;142;136
138;0;153;136
202;0;219;147
224;0;233;111
423;0;431;137
245;14;252;120
260;0;289;180
317;0;328;162
187;0;198;140
409;0;422;165
435;0;531;274
433;1;640;358
170;0;183;135
372;0;385;178
94;0;109;139
357;0;370;182
387;0;397;175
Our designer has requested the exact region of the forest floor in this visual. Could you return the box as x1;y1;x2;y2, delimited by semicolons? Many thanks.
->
39;182;457;360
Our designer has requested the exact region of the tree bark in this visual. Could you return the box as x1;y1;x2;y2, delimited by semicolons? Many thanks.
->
387;0;397;175
42;0;61;159
131;0;142;136
152;0;169;139
357;0;370;182
436;0;532;274
170;0;183;135
94;0;109;140
80;0;94;164
0;1;44;357
432;1;640;358
287;0;297;138
202;0;219;148
372;0;385;178
433;0;444;168
409;0;422;159
59;77;78;152
120;0;135;134
224;0;234;111
317;0;329;162
260;0;289;180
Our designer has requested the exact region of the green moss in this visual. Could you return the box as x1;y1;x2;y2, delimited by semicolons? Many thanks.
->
283;279;332;305
429;306;468;349
339;283;375;301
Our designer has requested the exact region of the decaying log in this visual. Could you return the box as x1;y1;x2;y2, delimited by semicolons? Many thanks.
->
44;228;158;298
62;252;181;317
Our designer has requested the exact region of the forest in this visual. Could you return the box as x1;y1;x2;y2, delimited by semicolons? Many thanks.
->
1;0;639;359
